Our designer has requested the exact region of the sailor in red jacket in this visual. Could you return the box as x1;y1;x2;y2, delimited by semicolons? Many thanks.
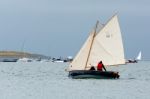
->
97;61;107;71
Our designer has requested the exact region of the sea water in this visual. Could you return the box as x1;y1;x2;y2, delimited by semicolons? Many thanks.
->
0;61;149;99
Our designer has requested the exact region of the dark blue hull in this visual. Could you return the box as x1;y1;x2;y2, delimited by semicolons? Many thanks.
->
3;59;18;62
69;70;119;79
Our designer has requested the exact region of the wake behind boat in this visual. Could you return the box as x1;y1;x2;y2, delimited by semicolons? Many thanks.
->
67;14;125;79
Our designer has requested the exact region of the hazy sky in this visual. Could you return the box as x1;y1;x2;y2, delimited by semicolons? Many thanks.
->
0;0;150;59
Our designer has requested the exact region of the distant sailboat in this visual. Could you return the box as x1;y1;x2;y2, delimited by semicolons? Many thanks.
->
136;51;142;61
67;15;125;79
17;40;33;62
127;51;142;63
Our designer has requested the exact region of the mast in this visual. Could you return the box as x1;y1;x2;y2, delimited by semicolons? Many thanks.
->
84;21;99;70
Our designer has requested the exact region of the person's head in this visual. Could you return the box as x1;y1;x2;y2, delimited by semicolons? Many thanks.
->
99;61;102;64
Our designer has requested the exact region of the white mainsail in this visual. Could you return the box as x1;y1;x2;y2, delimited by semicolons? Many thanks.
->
86;15;125;69
68;15;125;71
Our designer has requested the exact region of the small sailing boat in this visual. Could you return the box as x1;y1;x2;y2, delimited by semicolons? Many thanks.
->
136;51;142;61
67;15;125;79
127;51;142;63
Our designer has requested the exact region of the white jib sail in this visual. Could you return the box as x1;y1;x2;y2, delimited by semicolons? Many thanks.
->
67;31;95;71
86;15;125;69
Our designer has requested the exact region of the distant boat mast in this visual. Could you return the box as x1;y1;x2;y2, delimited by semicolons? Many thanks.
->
21;39;26;58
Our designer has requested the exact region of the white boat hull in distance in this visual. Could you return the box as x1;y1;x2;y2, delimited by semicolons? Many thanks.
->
17;58;33;62
52;60;64;63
